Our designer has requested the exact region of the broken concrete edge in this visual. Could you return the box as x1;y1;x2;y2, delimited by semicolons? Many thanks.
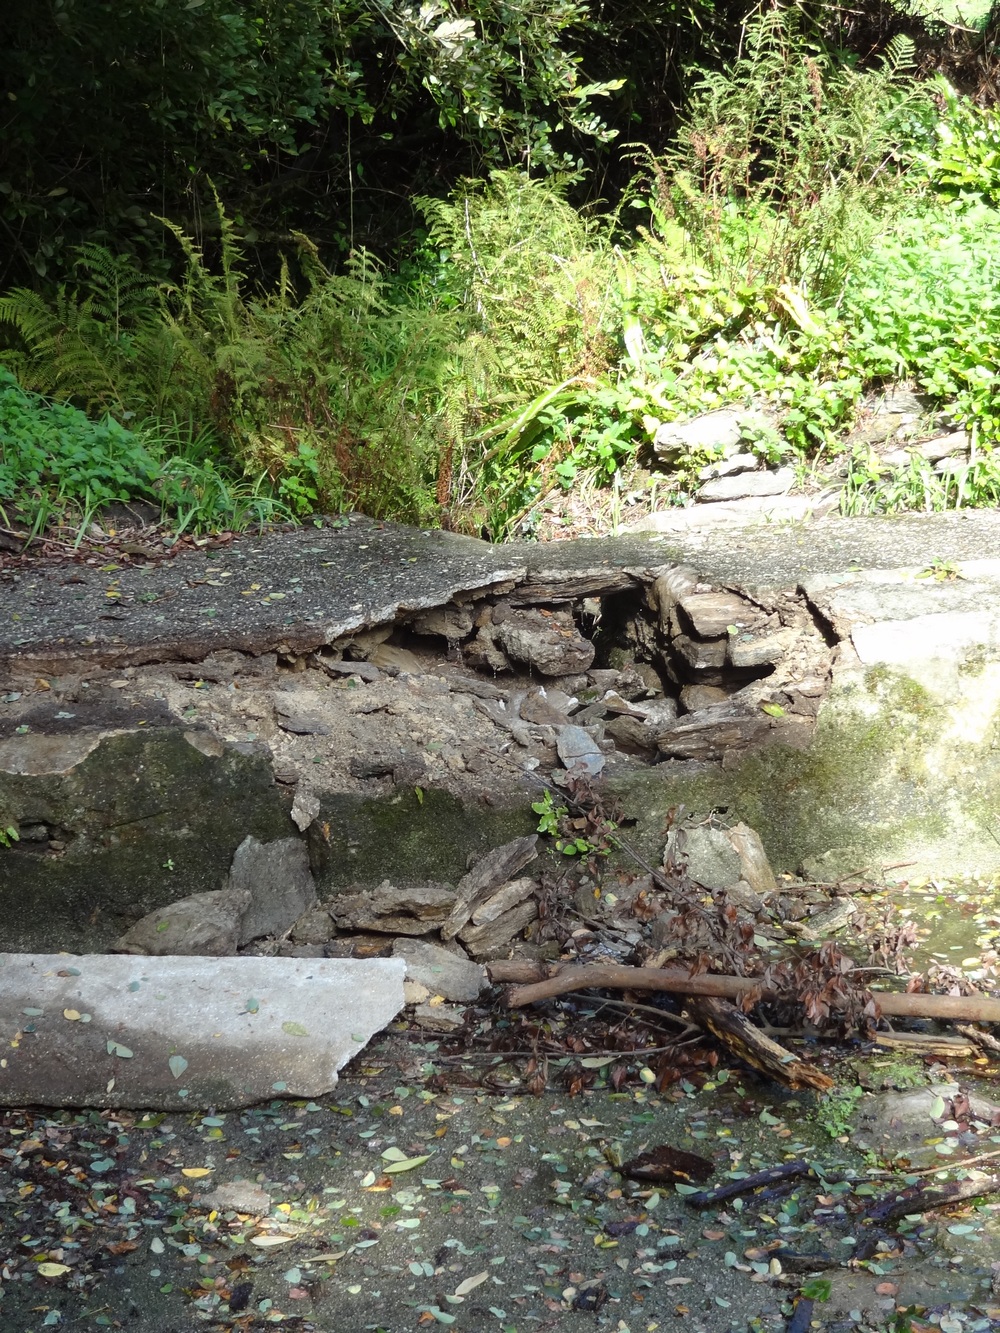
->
0;953;406;1111
1;550;674;678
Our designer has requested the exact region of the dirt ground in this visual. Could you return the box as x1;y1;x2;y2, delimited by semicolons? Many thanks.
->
5;1020;1000;1333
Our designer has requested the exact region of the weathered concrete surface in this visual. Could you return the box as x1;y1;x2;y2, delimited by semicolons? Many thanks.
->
0;729;291;952
6;509;1000;677
0;953;405;1109
0;515;524;675
4;510;1000;938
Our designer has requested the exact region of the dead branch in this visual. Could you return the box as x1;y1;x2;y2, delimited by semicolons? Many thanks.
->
686;996;834;1092
873;1032;974;1057
683;1159;813;1209
954;1023;1000;1055
497;961;1000;1024
859;1174;1000;1227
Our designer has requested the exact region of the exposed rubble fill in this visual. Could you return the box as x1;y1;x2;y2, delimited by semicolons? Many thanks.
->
4;511;1000;955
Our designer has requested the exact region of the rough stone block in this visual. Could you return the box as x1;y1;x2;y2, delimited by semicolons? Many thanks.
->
696;466;795;503
678;592;762;639
114;889;251;956
665;826;743;891
392;938;485;1003
229;836;318;945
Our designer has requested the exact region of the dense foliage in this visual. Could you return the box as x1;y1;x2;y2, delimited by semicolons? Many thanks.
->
4;2;1000;536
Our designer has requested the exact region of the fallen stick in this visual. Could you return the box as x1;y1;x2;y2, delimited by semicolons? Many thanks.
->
687;995;834;1092
497;961;1000;1024
873;1032;974;1057
683;1159;813;1209
859;1174;1000;1227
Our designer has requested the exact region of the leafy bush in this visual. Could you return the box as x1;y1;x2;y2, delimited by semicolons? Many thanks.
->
922;78;1000;206
841;203;1000;437
0;199;466;525
635;10;934;301
0;367;287;536
0;366;164;524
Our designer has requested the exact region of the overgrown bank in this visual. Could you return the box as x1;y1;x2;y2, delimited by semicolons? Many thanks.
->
4;9;1000;541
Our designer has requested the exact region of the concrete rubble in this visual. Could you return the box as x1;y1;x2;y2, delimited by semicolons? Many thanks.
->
5;509;1000;975
0;952;405;1109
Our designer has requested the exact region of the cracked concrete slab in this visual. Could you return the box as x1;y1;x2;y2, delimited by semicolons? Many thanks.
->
0;515;526;675
0;953;405;1109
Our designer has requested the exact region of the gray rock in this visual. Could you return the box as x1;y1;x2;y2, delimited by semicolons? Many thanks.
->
229;836;318;945
392;938;485;1002
673;634;728;671
470;876;537;926
314;655;381;682
632;697;679;728
275;706;330;736
726;823;778;897
291;787;321;832
412;1001;467;1032
331;880;456;935
114;888;251;956
290;906;335;945
678;592;762;638
697;467;795;503
556;725;606;777
699;451;758;480
654;705;773;761
519;691;573;726
626;493;837;534
726;879;764;913
196;1180;273;1215
409;604;476;641
458;899;539;959
441;837;539;940
882;430;969;468
588;668;624;690
874;384;925;417
852;612;999;668
493;608;595;676
604;715;657;753
665;825;743;891
652;408;768;464
679;684;729;712
0;952;405;1109
728;626;797;668
853;1084;961;1161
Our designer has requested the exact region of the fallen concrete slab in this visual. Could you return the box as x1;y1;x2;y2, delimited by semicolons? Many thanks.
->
0;953;405;1109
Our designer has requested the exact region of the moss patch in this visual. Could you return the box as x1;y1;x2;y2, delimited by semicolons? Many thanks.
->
0;729;290;951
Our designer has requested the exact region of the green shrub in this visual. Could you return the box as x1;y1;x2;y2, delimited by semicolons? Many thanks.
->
922;78;1000;206
0;367;289;536
0;366;164;524
635;10;933;302
841;203;1000;437
0;198;464;526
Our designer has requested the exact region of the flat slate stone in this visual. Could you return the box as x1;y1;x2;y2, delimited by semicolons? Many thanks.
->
0;953;405;1109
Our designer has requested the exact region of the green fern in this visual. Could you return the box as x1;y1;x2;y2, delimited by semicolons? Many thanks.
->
639;11;934;302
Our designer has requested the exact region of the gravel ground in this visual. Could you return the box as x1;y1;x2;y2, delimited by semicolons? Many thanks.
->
4;1028;1000;1333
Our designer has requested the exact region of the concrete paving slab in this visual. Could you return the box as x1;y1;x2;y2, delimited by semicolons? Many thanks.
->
6;509;1000;676
0;953;405;1109
0;514;524;674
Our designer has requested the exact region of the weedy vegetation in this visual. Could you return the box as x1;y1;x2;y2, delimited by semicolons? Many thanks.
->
4;9;1000;540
